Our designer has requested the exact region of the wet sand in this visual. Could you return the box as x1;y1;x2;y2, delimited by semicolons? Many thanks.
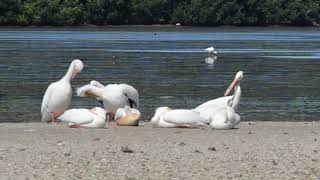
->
0;122;319;179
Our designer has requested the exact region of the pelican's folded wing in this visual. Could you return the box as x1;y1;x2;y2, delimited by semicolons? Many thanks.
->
58;109;94;125
195;96;231;110
119;84;139;108
164;109;208;125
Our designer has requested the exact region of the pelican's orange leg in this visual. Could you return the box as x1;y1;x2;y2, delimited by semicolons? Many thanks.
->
106;112;117;128
50;112;56;124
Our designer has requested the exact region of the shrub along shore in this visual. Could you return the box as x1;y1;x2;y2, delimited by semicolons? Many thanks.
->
1;0;320;26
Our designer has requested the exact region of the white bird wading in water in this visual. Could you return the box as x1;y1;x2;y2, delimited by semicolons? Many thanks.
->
205;46;218;57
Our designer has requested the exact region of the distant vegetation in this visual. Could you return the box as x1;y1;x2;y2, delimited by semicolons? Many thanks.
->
1;0;320;26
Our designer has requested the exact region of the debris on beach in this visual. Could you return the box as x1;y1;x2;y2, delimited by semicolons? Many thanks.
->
271;160;278;165
208;146;216;151
121;146;134;153
18;148;27;152
93;137;101;141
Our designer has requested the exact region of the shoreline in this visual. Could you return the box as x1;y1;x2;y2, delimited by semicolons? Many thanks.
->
0;24;319;32
0;122;319;179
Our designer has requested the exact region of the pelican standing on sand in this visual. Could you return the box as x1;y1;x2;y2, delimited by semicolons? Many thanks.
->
77;81;139;124
58;107;106;128
41;59;84;123
151;107;209;128
194;71;243;129
205;46;218;57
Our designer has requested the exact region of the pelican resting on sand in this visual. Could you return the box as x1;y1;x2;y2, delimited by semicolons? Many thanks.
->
41;59;84;123
194;71;243;129
114;106;141;126
151;107;209;128
76;81;139;124
58;107;106;128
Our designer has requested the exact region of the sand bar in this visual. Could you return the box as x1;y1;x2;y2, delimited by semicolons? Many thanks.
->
0;122;319;179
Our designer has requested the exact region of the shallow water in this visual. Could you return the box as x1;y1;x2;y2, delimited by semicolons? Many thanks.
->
0;27;320;122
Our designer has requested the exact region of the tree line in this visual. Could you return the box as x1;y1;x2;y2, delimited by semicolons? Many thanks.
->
1;0;319;26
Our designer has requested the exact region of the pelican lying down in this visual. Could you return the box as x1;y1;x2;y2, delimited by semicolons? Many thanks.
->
151;107;209;128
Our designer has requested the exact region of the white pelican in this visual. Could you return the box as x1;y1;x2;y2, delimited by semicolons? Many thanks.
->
209;106;240;129
195;71;243;111
58;107;106;128
151;107;209;128
205;56;217;65
205;46;218;56
41;59;84;123
194;71;243;129
114;106;141;126
77;81;139;121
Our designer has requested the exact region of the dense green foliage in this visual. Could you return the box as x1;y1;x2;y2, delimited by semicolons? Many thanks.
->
1;0;320;26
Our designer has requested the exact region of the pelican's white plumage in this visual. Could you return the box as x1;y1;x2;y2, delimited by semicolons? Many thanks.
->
77;81;139;117
209;106;240;129
90;80;104;88
205;56;217;65
114;106;141;126
41;59;84;123
151;107;209;128
194;71;243;129
205;46;217;55
205;46;215;53
195;71;243;111
58;107;106;128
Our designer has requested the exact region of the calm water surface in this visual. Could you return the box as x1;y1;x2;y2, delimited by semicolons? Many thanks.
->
0;27;320;122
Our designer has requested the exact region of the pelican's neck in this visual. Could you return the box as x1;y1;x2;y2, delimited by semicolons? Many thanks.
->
62;62;75;81
231;84;241;110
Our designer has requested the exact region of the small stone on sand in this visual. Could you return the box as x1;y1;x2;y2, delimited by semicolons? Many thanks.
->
121;146;134;153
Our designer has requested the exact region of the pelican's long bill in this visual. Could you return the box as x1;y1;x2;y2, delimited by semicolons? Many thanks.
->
224;78;239;96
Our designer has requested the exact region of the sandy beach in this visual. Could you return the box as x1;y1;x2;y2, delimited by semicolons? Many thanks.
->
0;122;319;179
